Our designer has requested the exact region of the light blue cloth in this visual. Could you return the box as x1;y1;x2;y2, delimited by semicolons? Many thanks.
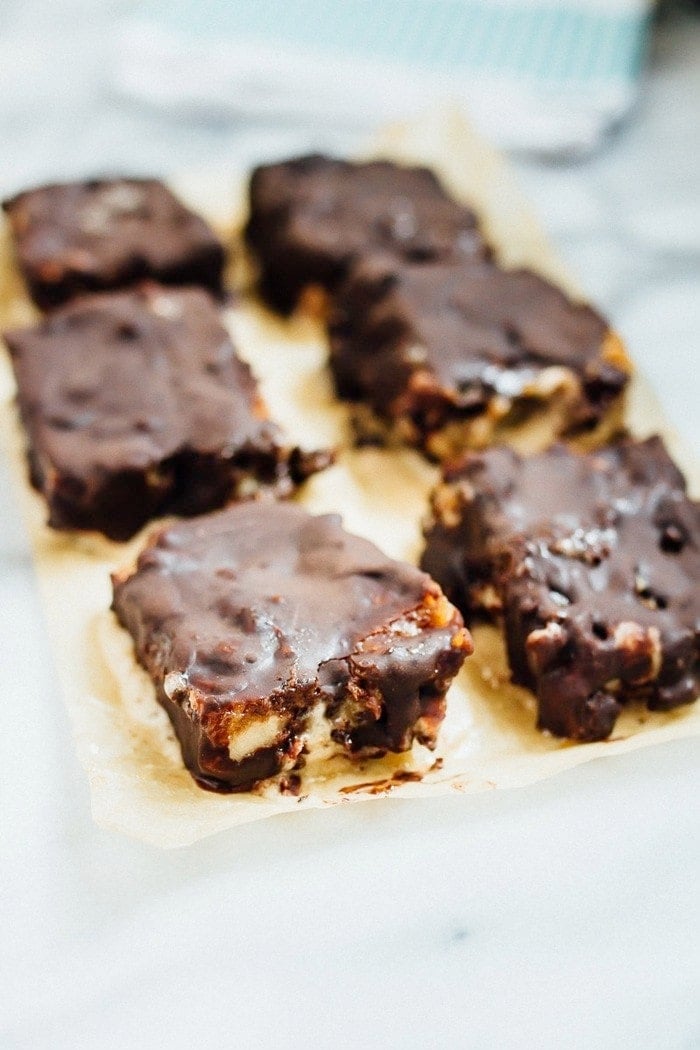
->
115;0;654;155
151;0;651;86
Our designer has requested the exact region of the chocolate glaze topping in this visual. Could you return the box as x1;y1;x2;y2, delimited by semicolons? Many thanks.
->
422;440;685;607
422;437;699;740
245;155;487;312
2;178;224;308
329;254;629;448
6;285;328;540
112;502;471;791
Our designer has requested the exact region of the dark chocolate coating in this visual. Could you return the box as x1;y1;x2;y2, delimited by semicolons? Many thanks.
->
2;178;225;309
422;437;699;741
244;155;487;313
112;502;471;791
6;285;328;540
329;254;628;449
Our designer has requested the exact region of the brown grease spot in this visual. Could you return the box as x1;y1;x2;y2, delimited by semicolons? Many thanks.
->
339;769;424;795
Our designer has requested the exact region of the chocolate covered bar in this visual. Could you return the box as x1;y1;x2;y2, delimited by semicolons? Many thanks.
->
112;502;472;792
2;178;224;309
328;254;631;459
422;438;699;741
244;154;487;313
5;285;328;540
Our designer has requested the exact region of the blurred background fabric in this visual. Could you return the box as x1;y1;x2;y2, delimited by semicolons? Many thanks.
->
114;0;653;155
0;0;658;187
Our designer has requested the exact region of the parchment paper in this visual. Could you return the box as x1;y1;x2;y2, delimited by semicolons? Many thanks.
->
1;111;697;848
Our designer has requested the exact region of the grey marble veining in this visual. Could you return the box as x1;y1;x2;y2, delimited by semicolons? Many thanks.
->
0;8;698;1050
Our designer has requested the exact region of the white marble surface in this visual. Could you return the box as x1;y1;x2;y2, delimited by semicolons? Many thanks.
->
1;7;699;1049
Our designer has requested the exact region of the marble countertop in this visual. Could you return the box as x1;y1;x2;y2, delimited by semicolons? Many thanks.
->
1;7;698;1049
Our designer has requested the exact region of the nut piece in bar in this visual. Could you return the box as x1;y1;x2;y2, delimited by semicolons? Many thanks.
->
6;285;329;541
2;178;225;309
422;437;699;741
112;502;472;792
244;155;488;313
328;255;631;459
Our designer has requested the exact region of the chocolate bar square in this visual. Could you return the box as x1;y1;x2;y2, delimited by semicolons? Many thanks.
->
3;178;224;309
245;155;487;313
112;502;472;791
6;285;326;540
422;438;699;740
329;255;631;458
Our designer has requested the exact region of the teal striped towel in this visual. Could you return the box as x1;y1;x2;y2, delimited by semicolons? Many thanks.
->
115;0;653;155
